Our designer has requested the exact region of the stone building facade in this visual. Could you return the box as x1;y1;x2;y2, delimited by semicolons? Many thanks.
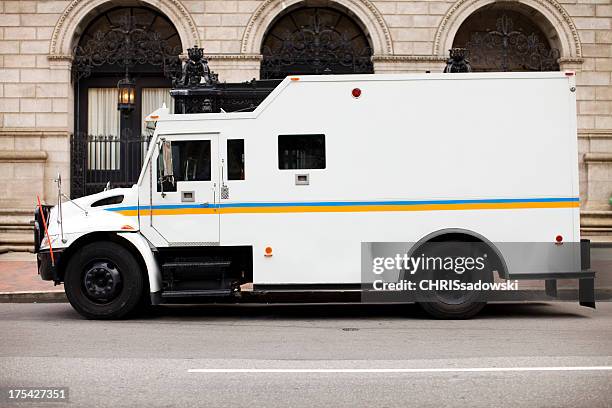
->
0;0;611;249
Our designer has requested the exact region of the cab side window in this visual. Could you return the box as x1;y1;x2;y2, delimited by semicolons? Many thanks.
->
173;140;211;182
157;140;211;192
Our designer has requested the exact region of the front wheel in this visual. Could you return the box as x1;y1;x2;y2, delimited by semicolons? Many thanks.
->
64;241;144;319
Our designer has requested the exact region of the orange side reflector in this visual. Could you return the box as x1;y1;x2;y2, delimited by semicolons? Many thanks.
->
290;77;300;81
264;246;273;257
150;115;159;119
121;225;135;230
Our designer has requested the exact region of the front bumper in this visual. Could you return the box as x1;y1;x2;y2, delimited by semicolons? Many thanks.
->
37;249;64;283
34;204;65;283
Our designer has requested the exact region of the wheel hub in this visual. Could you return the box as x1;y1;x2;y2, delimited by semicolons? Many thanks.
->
83;261;122;303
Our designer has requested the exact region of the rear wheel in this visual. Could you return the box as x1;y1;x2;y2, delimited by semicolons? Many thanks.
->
416;240;493;319
418;297;487;319
64;241;144;319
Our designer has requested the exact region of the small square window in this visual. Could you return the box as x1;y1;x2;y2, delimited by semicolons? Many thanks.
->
227;139;245;180
278;134;325;170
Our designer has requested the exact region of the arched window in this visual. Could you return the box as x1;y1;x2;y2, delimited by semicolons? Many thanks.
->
452;5;560;72
71;7;182;197
261;6;374;79
73;7;182;80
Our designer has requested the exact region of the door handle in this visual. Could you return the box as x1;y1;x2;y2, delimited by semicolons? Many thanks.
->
220;159;229;199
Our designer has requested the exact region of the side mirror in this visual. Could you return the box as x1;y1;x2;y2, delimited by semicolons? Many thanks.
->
158;140;175;197
161;140;174;178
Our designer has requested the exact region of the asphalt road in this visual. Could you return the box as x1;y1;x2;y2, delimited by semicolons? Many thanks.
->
1;302;611;408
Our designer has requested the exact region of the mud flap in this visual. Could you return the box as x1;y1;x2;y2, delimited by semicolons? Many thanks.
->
579;277;595;309
545;279;557;298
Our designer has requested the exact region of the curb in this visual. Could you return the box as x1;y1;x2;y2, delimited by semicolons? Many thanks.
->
0;289;610;304
0;291;66;303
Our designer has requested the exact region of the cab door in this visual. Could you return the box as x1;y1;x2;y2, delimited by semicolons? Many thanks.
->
151;133;219;244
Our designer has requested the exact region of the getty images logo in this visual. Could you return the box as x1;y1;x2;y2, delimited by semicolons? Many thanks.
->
371;253;488;275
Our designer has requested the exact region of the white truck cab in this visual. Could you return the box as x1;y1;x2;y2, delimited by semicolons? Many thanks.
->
34;72;594;319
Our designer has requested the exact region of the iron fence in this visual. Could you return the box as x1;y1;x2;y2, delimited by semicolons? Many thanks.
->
70;132;152;198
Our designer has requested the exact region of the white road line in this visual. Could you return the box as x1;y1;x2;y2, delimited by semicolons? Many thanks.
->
188;366;612;374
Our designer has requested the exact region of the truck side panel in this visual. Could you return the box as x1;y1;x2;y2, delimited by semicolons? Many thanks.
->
140;73;579;285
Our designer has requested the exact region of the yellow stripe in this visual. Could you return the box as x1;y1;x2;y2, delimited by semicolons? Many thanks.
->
115;201;579;216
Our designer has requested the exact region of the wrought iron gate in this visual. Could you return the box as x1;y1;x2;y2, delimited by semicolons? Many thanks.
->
70;131;152;197
70;6;182;198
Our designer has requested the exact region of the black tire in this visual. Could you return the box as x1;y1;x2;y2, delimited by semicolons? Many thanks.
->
415;240;493;320
64;241;144;319
418;298;487;320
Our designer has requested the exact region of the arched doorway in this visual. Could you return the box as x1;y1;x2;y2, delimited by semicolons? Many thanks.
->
452;4;560;72
71;6;182;197
260;5;374;79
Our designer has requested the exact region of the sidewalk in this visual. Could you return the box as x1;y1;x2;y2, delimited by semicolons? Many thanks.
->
0;252;65;302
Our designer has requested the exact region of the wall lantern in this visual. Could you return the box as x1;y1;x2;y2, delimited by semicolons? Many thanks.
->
117;74;136;112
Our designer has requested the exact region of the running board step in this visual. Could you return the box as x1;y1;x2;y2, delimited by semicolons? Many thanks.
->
161;259;232;285
162;261;232;268
162;261;231;277
161;289;234;298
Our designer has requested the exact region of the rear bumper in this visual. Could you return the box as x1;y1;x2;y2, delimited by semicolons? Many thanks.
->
509;270;596;309
507;240;595;309
37;249;64;283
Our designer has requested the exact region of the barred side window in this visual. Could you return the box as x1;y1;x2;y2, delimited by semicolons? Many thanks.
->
278;134;326;170
227;139;245;180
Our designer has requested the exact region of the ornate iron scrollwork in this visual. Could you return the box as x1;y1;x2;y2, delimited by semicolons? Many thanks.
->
170;47;279;114
261;7;373;79
444;48;472;73
464;14;560;72
72;7;182;80
174;46;219;87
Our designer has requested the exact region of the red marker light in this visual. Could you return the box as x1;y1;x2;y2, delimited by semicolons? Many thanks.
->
352;88;361;98
555;235;563;244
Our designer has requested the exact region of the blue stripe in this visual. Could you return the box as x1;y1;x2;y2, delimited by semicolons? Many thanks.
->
106;197;579;212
